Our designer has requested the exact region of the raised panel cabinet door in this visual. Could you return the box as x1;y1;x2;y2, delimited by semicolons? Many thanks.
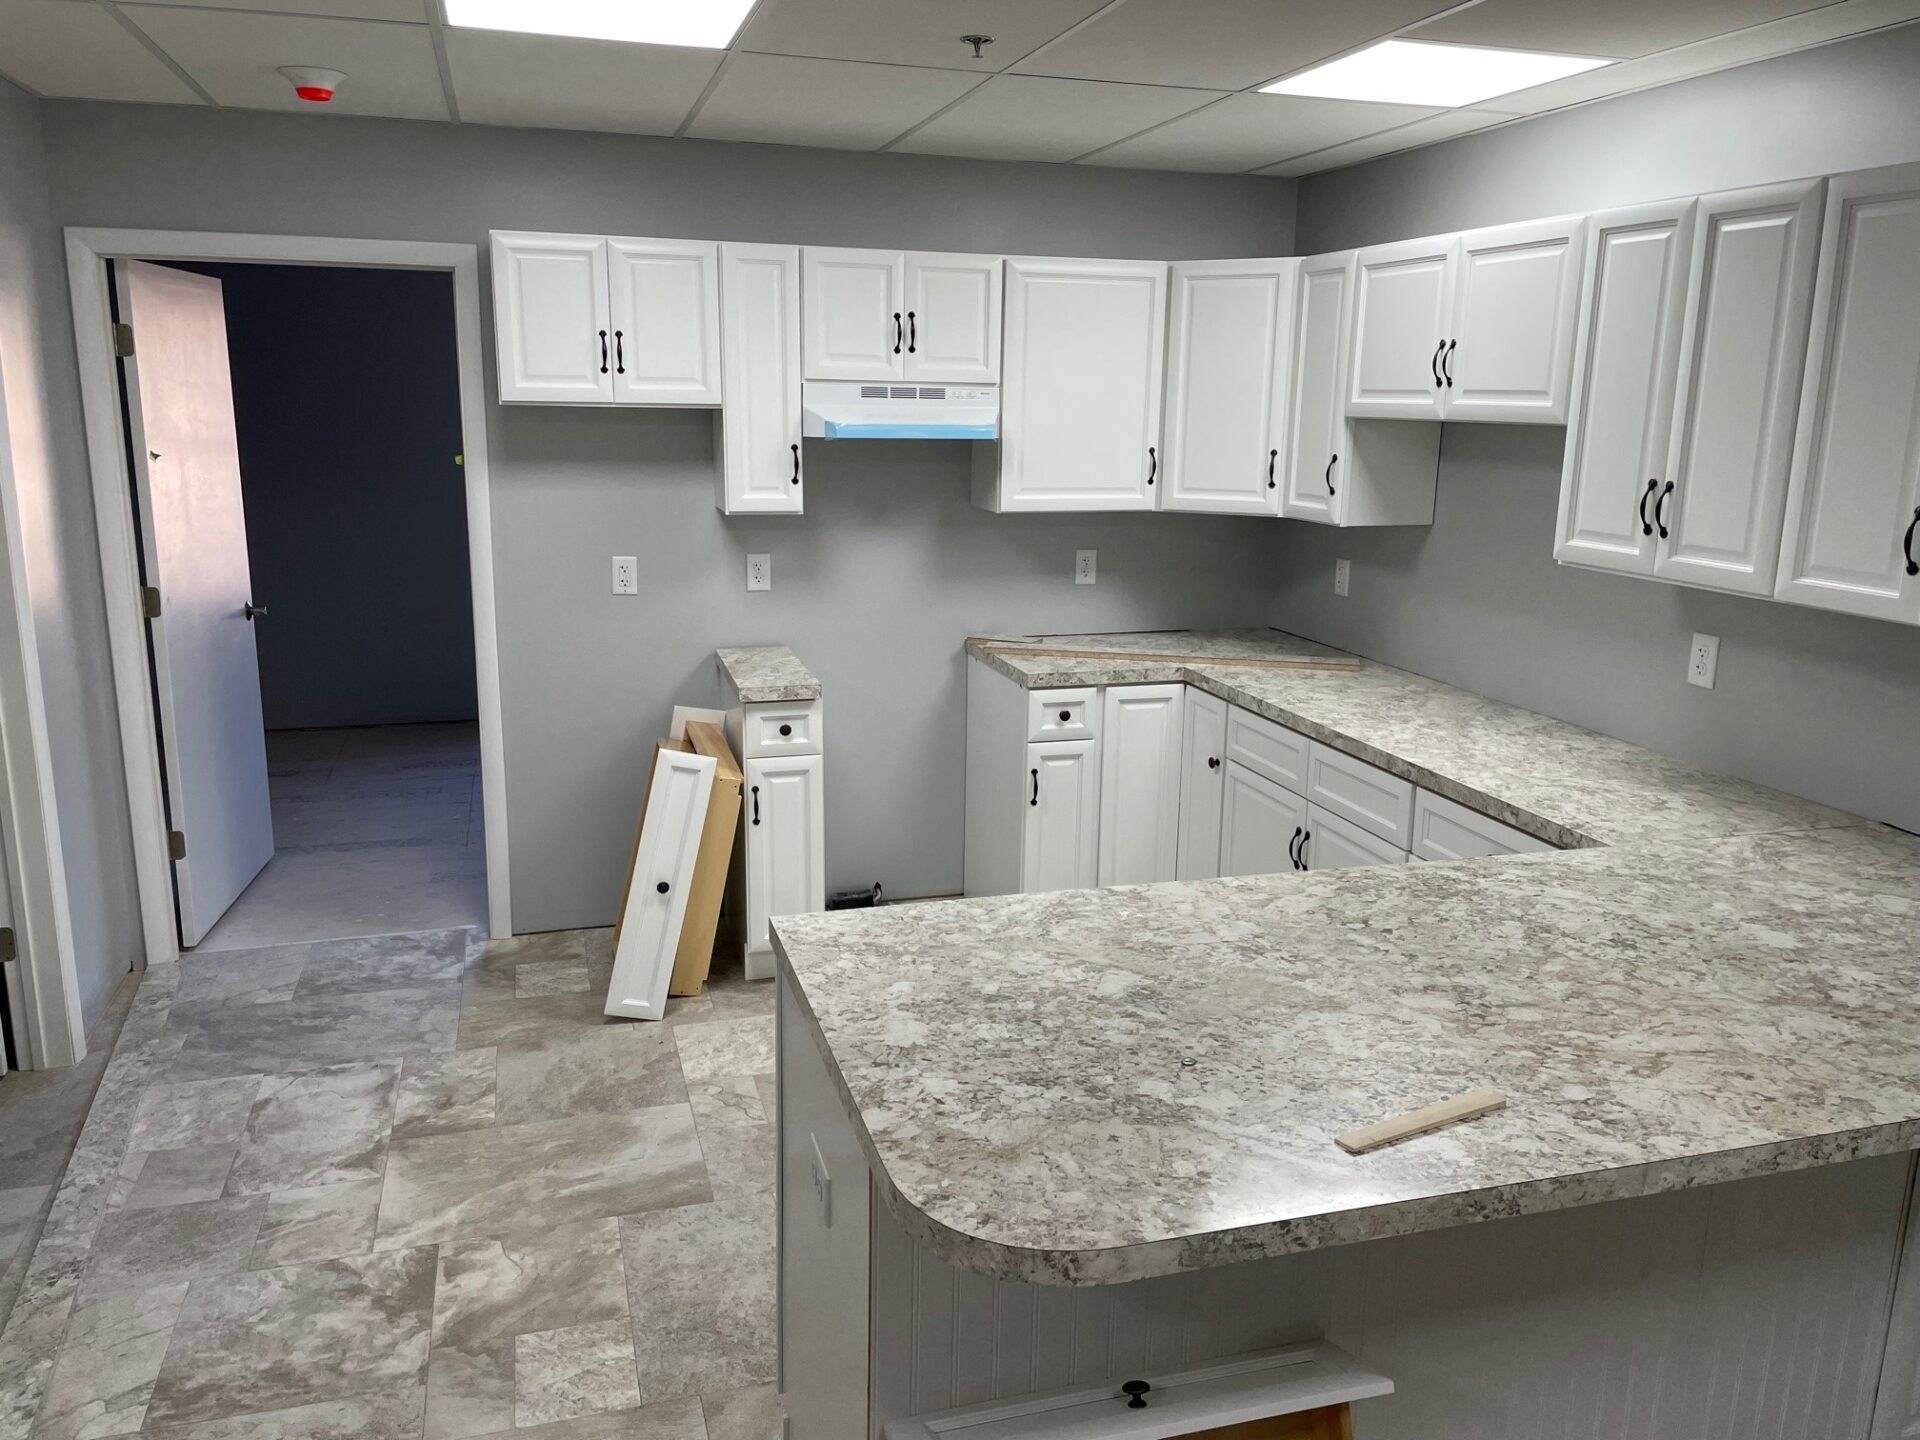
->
607;746;715;1020
745;753;825;974
1219;761;1308;879
491;232;613;403
1176;687;1229;882
1347;236;1454;419
905;253;1002;383
995;259;1167;511
803;247;906;381
1161;260;1295;515
607;237;722;406
718;243;804;515
1447;215;1588;424
1299;803;1407;873
1655;179;1825;596
1021;739;1099;894
1776;163;1920;624
1096;684;1185;887
1555;200;1696;576
1282;253;1354;525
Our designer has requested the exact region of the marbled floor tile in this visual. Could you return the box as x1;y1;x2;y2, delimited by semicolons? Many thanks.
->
249;1180;383;1269
686;1076;765;1130
115;1145;237;1211
166;988;458;1081
137;1382;426;1439
433;1217;627;1349
672;1017;773;1085
226;1063;398;1195
0;1187;50;1260
172;949;309;1010
78;1194;266;1304
424;1337;512;1440
702;1383;784;1440
492;1027;685;1127
126;1077;264;1153
516;961;591;998
393;1051;497;1141
376;1106;709;1250
692;973;776;1026
29;1279;189;1440
143;1247;434;1429
295;930;473;999
0;1282;77;1440
754;1076;777;1123
504;1395;705;1440
698;1124;775;1202
455;992;628;1053
514;1319;641;1428
0;1051;113;1189
619;1196;775;1405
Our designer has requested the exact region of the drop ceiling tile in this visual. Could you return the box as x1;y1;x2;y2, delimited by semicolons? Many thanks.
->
0;0;202;102
737;0;1111;70
686;53;984;150
1408;0;1841;60
1014;0;1460;90
1081;91;1439;172
115;0;426;24
893;74;1223;162
1255;107;1515;176
447;32;718;134
122;8;447;118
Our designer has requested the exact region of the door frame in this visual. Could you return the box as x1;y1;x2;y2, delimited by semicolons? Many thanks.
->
65;228;513;973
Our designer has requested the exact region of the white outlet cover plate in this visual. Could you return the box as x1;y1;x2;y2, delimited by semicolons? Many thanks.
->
747;553;771;592
612;556;638;595
1335;558;1350;597
1688;632;1719;689
1075;549;1097;585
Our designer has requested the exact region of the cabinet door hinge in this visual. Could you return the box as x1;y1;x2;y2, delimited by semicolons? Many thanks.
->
0;927;15;963
113;322;136;359
141;586;162;619
167;830;187;861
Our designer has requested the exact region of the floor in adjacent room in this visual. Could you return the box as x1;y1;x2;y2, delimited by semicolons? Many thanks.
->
195;723;489;954
0;926;779;1440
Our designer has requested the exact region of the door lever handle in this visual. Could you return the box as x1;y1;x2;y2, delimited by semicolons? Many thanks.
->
243;602;268;622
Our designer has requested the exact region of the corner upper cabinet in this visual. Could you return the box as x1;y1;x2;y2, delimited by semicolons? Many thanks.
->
803;249;1001;384
975;258;1166;512
717;243;804;515
1161;259;1297;516
607;238;722;406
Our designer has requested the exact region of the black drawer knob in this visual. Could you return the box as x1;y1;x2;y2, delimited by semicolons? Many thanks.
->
655;881;670;894
1121;1380;1151;1409
1207;756;1220;769
1058;709;1071;722
779;723;792;737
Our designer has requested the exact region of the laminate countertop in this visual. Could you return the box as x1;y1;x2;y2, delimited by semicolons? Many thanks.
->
772;632;1920;1286
716;645;820;704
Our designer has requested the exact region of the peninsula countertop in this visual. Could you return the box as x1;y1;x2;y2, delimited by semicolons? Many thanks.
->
771;630;1920;1286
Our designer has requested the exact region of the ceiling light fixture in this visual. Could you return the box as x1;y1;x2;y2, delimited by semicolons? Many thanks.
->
1260;38;1611;108
441;0;755;48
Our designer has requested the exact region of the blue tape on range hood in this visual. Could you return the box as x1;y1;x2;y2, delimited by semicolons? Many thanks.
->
820;421;998;440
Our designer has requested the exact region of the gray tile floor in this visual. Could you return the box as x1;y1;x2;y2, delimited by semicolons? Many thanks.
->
195;725;488;954
0;927;780;1440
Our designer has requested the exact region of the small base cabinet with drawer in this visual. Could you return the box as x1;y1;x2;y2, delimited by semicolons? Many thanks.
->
722;684;825;981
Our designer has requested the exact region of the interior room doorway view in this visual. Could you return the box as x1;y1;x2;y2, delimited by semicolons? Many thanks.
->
110;258;485;953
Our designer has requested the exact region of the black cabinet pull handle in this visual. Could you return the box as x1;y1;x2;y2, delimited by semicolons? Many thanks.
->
1288;826;1302;869
1268;448;1278;489
1207;756;1220;770
598;329;608;374
1639;478;1658;536
1431;340;1444;387
1298;830;1310;870
778;723;792;737
614;330;626;375
655;881;670;894
1121;1380;1151;1410
790;443;801;485
1654;480;1674;539
1324;454;1338;495
893;313;902;355
1147;446;1156;486
1442;338;1456;388
1030;768;1039;807
907;311;917;354
1905;505;1920;576
751;785;760;826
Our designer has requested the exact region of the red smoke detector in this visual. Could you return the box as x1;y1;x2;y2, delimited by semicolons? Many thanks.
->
278;66;346;103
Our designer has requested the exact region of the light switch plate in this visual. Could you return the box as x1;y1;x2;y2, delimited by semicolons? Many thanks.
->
746;554;771;592
1334;558;1350;597
1688;632;1719;689
611;556;638;595
1075;550;1096;585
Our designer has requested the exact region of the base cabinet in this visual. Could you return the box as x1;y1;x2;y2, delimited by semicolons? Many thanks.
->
1096;683;1184;886
1220;760;1308;877
1176;688;1229;880
1022;739;1099;893
743;752;824;980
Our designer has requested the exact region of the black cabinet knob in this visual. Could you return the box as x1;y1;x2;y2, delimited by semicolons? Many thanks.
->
655;881;670;894
779;723;792;737
1207;756;1220;769
1058;709;1071;722
1121;1380;1151;1409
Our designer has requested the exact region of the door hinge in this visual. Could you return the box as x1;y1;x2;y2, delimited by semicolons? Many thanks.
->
113;322;135;358
141;586;162;619
0;927;15;963
167;830;187;861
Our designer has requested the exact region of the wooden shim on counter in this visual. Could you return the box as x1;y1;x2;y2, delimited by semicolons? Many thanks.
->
970;638;1360;672
1336;1088;1507;1155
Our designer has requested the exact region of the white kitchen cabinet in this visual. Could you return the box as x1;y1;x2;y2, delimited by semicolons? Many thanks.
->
1348;236;1454;419
1219;760;1308;878
1160;259;1297;515
1176;687;1228;882
974;258;1166;512
804;249;1001;384
905;253;1002;383
1775;162;1920;625
1299;803;1408;872
607;237;722;406
1411;789;1554;862
717;242;805;516
1096;684;1184;886
1446;215;1587;424
744;752;825;980
1022;739;1099;893
491;232;613;403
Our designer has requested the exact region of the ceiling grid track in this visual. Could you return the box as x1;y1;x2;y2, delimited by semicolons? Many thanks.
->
97;0;220;106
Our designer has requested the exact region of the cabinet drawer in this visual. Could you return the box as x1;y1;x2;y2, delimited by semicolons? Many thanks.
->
1224;705;1309;794
1411;789;1555;862
1306;742;1414;848
741;699;823;759
1302;803;1408;872
1027;688;1097;742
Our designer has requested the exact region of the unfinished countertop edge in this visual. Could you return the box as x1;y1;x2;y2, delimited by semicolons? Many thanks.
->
716;645;822;704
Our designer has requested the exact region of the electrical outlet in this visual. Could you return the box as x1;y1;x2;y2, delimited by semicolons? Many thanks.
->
1688;632;1719;689
1334;558;1351;597
611;556;638;595
1075;549;1097;586
746;554;771;592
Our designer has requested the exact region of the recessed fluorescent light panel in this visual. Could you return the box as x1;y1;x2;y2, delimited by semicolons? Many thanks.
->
1261;39;1611;108
443;0;754;47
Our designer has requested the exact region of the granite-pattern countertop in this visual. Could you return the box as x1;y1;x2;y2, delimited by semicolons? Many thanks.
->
971;628;1357;688
716;646;820;704
772;632;1920;1286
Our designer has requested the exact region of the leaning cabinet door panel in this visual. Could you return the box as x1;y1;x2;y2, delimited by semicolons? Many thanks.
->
905;253;1001;383
1348;237;1453;419
1447;215;1587;424
718;244;804;515
803;248;905;382
1096;684;1183;887
1655;180;1825;596
1555;200;1696;576
1219;761;1308;879
606;237;721;406
607;748;713;1021
744;753;825;964
1282;253;1353;525
1161;260;1294;515
1022;739;1099;894
1776;163;1920;625
491;232;612;403
1176;688;1228;882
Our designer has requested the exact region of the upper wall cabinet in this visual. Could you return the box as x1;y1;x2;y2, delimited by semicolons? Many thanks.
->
716;243;804;516
1160;259;1297;517
1775;163;1920;625
973;258;1167;513
491;231;720;407
1348;236;1455;420
802;249;1001;384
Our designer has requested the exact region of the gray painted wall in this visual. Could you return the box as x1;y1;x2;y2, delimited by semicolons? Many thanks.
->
1282;24;1920;836
38;104;1297;929
0;80;142;1032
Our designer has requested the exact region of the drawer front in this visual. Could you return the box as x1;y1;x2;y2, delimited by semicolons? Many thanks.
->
1412;788;1555;862
1306;741;1414;848
1303;802;1408;872
742;699;823;758
1028;688;1097;742
1223;705;1309;794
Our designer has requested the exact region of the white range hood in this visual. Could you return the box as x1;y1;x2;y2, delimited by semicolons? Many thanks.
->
802;381;998;441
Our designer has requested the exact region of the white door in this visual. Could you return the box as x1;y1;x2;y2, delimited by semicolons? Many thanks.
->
1176;687;1228;882
607;745;715;1020
1555;200;1697;577
1161;260;1295;516
745;752;825;969
1775;163;1920;624
1446;215;1587;424
490;232;612;403
803;248;905;382
718;243;804;515
1299;803;1407;873
1656;179;1825;596
1282;253;1353;525
1021;739;1098;893
1219;761;1307;879
904;253;1002;383
1096;684;1183;887
606;237;721;406
994;259;1166;512
1348;237;1454;419
117;260;275;947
